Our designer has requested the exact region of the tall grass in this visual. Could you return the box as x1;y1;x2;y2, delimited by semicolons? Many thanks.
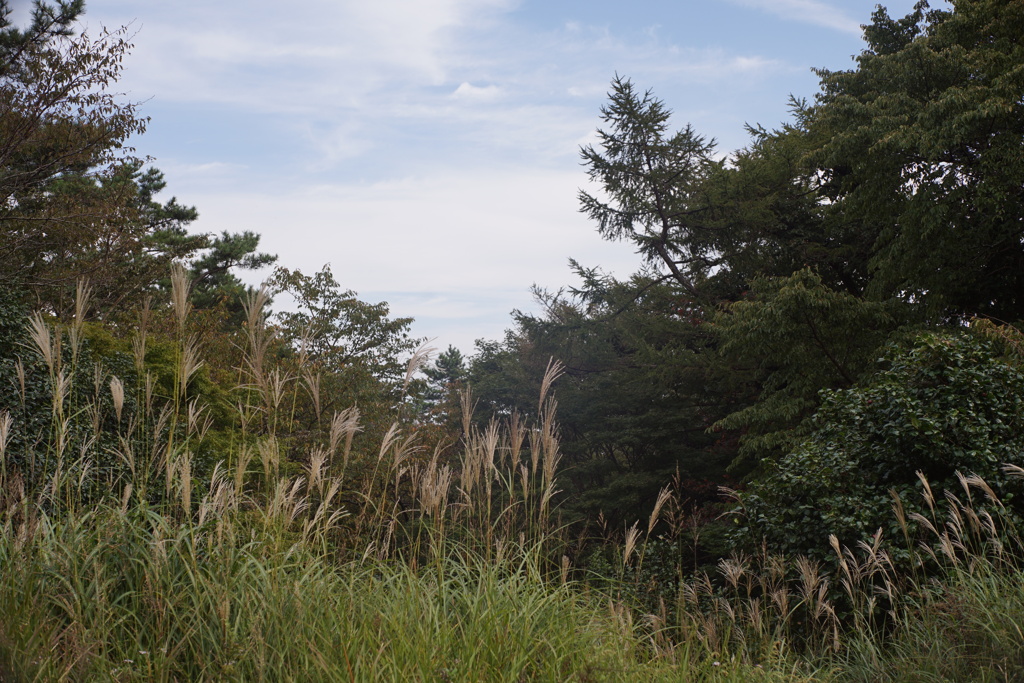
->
0;282;671;681
4;277;1024;681
0;504;672;681
625;466;1024;681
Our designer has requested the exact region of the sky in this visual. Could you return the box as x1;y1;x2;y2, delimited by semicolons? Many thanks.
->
14;0;931;355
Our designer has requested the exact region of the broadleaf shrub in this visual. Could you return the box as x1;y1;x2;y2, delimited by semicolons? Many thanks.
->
733;331;1024;560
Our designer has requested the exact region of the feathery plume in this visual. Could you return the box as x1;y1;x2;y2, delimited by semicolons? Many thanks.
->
402;341;436;394
109;376;125;422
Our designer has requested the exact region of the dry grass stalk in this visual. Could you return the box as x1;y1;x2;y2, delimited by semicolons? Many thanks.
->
0;411;12;484
27;312;55;373
402;341;436;394
459;430;484;502
891;489;910;548
264;368;291;419
234;445;254;492
133;296;151;372
268;476;309;524
480;419;499;500
528;425;542;477
119;482;133;514
417;454;453;518
329;407;360;470
518;463;529;504
259;437;280;483
109;376;124;423
459;386;476;440
539;401;560;490
964;472;1004;509
115;436;137;483
538;357;564;413
14;358;25;405
507;410;525;468
302;370;322;422
91;360;104;402
244;286;272;332
69;279;92;366
152;403;173;465
197;464;236;526
186;398;212;441
87;400;101;439
1003;463;1024;479
769;587;790;617
389;434;419;481
304;481;347;542
719;556;748;590
73;279;92;330
648;485;672;535
795;556;824;608
307;448;328;495
241;287;274;390
539;481;559;523
378;423;401;463
179;335;205;400
623;521;641;568
53;369;72;419
169;263;192;333
145;372;156;416
917;469;937;518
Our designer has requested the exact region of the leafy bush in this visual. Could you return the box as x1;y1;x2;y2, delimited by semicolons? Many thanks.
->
733;331;1024;560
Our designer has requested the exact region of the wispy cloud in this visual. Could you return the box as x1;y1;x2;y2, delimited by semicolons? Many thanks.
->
89;0;517;107
75;0;859;351
452;82;503;101
723;0;862;35
176;165;639;350
85;0;791;179
181;167;637;293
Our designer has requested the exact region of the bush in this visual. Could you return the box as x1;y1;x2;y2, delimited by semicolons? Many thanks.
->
733;331;1024;560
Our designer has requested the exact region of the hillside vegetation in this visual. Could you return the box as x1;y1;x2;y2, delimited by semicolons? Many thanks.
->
2;0;1024;680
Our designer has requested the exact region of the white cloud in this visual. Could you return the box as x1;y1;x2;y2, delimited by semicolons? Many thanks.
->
302;121;375;170
452;82;503;100
84;0;519;109
162;161;247;176
179;166;640;352
75;0;845;349
187;166;635;292
723;0;862;35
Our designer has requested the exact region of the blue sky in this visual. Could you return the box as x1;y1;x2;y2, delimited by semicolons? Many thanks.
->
20;0;931;353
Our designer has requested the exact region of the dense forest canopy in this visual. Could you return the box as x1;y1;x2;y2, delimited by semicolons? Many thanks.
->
468;0;1024;556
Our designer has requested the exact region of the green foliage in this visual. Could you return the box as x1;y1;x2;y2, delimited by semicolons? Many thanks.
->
470;273;735;526
422;344;467;404
807;0;1024;320
579;76;722;300
0;3;268;318
270;264;417;387
713;269;906;470
734;331;1024;560
264;264;419;463
0;0;83;54
0;6;148;312
187;230;277;320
